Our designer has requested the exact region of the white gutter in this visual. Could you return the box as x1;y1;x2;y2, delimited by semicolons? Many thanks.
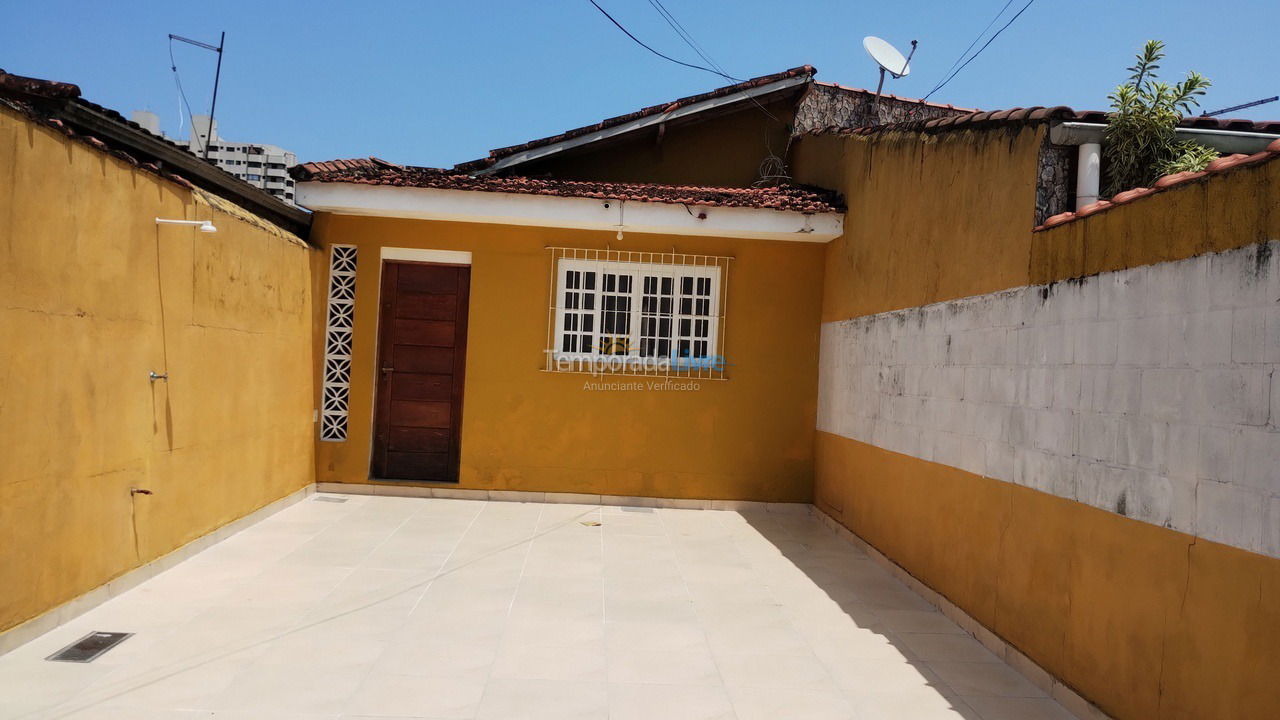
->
477;75;811;175
296;182;843;243
1050;121;1278;155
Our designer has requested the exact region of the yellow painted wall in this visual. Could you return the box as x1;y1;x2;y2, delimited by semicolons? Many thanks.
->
1031;156;1280;284
805;126;1280;719
0;106;316;634
511;97;798;187
816;433;1280;720
310;213;825;501
796;126;1045;322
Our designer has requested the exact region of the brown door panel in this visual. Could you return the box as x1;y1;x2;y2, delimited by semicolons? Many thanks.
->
393;319;455;347
388;427;450;453
385;452;449;479
396;292;457;321
397;265;461;294
389;400;451;428
374;261;469;482
390;373;453;402
392;346;454;374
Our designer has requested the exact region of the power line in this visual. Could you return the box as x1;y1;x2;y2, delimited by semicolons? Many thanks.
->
585;0;726;79
929;0;1015;97
584;0;785;180
585;0;780;124
646;0;739;82
923;0;1038;102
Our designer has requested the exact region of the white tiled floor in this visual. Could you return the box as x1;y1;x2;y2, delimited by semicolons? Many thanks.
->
0;494;1080;720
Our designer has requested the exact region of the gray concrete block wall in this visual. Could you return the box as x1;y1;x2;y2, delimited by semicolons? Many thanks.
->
817;241;1280;558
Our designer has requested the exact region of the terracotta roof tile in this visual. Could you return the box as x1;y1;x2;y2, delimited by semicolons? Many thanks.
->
291;158;843;213
808;106;1280;138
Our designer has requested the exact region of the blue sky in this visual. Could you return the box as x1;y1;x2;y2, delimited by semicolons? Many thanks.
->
4;1;1277;168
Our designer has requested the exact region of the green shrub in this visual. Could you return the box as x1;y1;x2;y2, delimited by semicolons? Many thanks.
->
1103;41;1217;197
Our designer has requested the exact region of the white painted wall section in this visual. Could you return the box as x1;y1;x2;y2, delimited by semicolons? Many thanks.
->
818;241;1280;558
296;182;843;243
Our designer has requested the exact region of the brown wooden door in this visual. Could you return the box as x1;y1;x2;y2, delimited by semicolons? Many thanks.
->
372;261;470;481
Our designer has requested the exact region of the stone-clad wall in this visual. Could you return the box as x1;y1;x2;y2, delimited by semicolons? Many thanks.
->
818;240;1280;558
793;83;966;134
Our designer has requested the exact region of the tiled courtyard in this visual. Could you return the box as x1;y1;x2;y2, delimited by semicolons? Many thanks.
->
0;494;1076;720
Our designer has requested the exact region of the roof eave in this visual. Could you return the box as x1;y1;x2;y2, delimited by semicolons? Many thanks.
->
57;101;312;237
472;74;812;176
295;181;843;242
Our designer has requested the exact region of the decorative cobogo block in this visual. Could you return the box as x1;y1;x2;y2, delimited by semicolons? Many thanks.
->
320;244;357;441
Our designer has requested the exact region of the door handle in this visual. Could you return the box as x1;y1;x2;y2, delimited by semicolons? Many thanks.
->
381;367;394;373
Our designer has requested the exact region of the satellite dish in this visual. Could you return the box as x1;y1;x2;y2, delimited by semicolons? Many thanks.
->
863;36;918;108
864;36;911;77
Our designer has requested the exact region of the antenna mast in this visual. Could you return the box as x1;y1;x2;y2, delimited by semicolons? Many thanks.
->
169;31;225;160
1202;96;1278;117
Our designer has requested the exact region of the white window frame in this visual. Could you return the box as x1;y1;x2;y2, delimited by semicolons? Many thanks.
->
552;257;721;365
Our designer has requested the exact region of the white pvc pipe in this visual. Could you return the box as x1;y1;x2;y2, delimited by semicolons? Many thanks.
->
1075;143;1101;210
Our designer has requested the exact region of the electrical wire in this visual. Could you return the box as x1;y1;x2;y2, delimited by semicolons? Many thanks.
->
585;0;725;79
646;0;739;82
922;0;1038;102
168;37;202;152
584;0;785;178
929;0;1015;97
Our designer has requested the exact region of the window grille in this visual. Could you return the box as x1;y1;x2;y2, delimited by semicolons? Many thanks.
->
320;245;357;440
545;247;731;380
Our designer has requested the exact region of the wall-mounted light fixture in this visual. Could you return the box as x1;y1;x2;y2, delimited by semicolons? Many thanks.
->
155;217;217;233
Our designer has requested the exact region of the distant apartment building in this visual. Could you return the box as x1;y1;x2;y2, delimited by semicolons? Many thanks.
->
130;111;297;204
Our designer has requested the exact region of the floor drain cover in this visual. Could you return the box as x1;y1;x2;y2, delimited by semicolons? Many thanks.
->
314;496;348;503
46;632;133;663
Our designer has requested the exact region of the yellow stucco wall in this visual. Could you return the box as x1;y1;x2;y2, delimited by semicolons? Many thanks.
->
0;106;316;634
511;97;798;187
806;126;1280;719
797;126;1045;322
309;213;825;501
1031;155;1280;283
816;433;1280;720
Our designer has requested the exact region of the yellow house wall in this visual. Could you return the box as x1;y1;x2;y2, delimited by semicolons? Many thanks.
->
0;106;316;634
309;213;825;502
803;126;1280;719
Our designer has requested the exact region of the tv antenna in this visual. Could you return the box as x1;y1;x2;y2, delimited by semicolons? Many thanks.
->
864;36;917;108
1201;95;1278;117
168;32;225;160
